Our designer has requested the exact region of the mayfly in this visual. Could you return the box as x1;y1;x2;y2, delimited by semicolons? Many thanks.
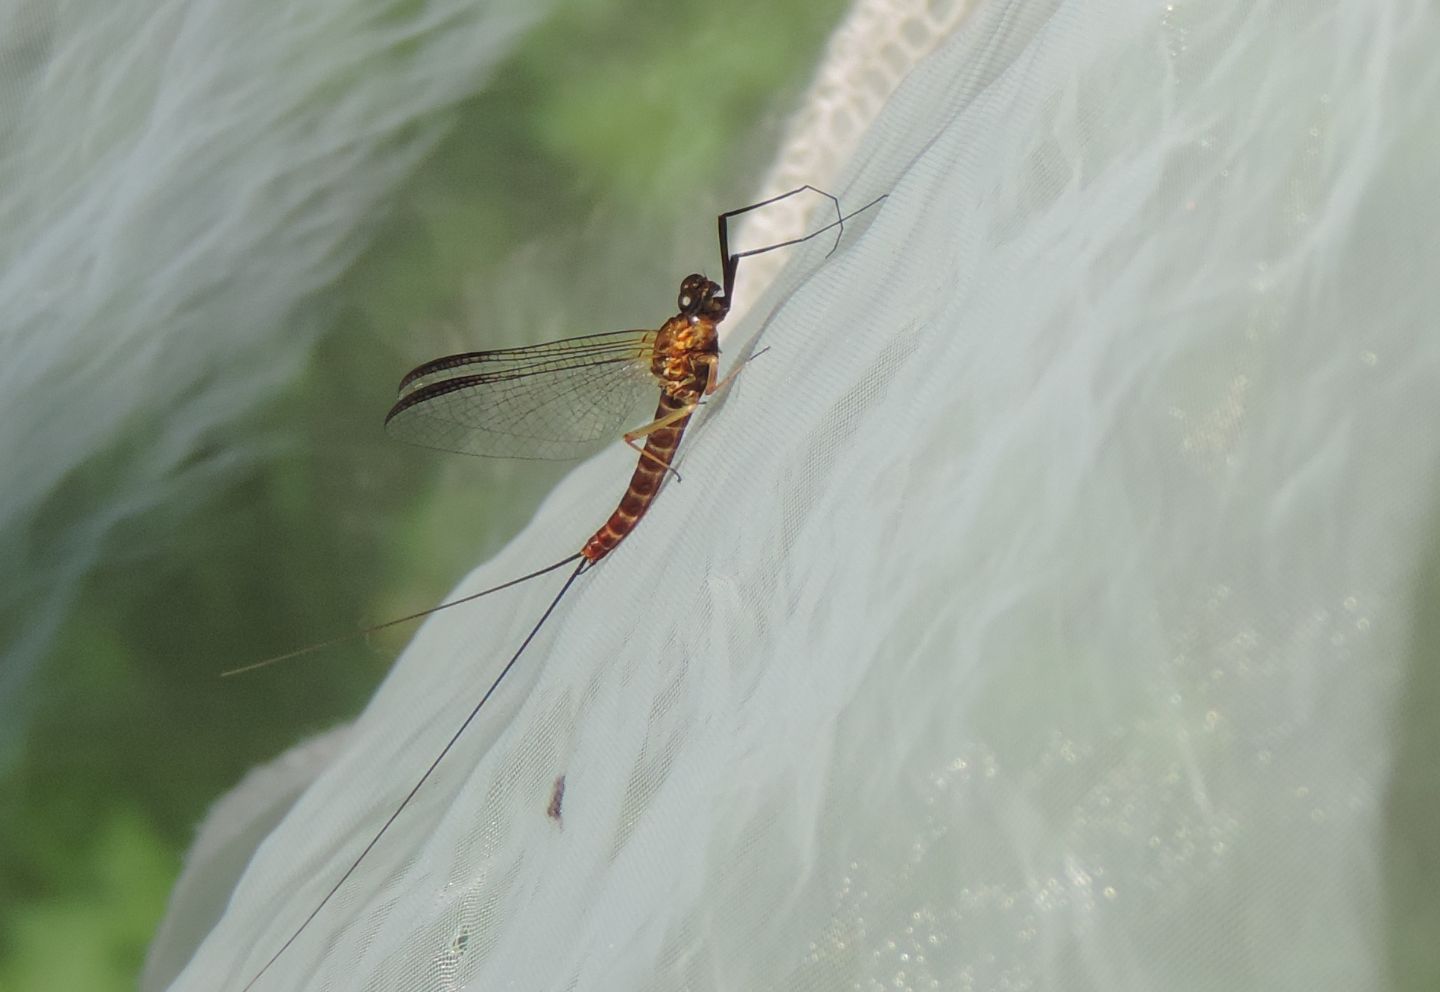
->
238;185;883;989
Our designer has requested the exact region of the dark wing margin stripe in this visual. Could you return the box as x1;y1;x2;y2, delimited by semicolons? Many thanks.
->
384;354;651;426
396;330;656;392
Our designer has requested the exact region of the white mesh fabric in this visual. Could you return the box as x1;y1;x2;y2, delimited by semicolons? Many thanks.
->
144;728;354;992
727;0;974;323
0;0;543;735
166;0;1439;990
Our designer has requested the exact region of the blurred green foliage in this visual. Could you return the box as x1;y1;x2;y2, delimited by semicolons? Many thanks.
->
0;0;848;988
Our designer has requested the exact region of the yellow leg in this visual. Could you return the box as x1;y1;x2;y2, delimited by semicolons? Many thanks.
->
624;402;697;479
705;346;770;398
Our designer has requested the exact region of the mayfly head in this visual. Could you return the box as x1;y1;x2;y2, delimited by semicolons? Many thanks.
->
677;273;723;319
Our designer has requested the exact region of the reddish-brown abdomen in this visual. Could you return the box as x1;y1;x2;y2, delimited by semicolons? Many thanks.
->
582;395;692;562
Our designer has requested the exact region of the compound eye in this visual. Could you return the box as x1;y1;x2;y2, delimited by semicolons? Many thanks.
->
677;273;707;313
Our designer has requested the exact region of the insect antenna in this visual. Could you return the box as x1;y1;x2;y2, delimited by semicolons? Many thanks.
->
239;556;590;991
221;552;585;677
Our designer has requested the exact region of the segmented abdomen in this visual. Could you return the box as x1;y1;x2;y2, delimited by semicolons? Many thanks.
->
581;393;692;562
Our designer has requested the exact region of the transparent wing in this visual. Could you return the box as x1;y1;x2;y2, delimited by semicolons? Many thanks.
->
384;329;661;460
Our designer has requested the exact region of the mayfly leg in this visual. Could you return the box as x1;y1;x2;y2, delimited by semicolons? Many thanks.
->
715;184;887;303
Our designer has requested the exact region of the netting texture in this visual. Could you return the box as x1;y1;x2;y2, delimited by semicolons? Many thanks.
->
0;0;543;743
165;1;1440;989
